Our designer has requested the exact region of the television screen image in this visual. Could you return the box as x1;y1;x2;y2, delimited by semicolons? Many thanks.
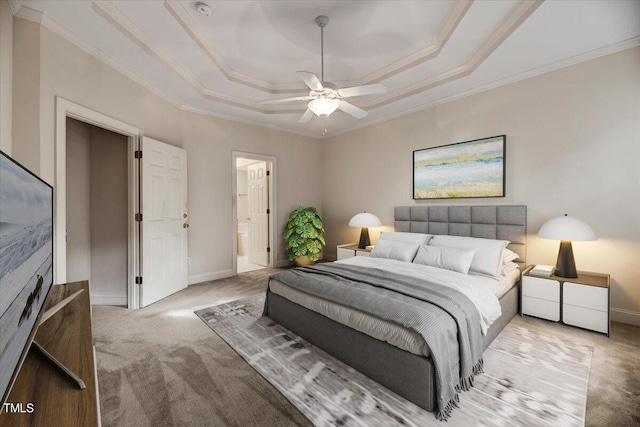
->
0;151;53;406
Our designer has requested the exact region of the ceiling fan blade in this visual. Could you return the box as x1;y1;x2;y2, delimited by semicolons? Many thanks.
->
338;101;367;119
259;96;311;105
298;109;314;123
297;71;324;91
338;83;387;98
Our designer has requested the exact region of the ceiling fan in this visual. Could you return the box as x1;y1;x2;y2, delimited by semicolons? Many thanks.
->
259;15;387;123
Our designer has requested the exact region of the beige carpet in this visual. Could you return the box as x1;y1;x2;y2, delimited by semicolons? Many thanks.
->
197;295;592;426
92;268;640;427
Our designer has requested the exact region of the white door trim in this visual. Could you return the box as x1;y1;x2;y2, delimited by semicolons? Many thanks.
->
231;151;276;275
55;96;143;309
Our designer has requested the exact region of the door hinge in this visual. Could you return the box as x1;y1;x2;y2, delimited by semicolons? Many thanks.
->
135;276;142;285
266;170;270;176
266;208;270;214
267;247;271;253
135;213;142;222
135;150;142;159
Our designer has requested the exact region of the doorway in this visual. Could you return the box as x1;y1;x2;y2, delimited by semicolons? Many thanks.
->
232;152;275;274
66;118;129;306
55;97;141;308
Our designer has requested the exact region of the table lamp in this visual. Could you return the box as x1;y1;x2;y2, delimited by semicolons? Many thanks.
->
538;214;596;278
349;212;381;249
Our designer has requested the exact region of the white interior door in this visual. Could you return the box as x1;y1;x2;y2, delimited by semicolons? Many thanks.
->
140;137;188;307
248;162;269;266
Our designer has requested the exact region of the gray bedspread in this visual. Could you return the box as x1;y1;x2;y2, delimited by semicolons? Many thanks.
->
264;263;484;421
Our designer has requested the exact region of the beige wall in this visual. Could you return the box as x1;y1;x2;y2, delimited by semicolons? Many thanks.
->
66;118;91;283
89;125;128;304
322;47;640;325
11;19;39;173
0;0;12;155
10;18;322;287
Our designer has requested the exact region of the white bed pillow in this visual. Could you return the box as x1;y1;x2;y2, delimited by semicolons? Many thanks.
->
370;239;421;263
412;245;476;274
378;231;432;245
429;235;509;278
502;261;520;276
503;248;520;264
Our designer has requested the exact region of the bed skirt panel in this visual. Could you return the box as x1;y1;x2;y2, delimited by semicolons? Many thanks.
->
265;281;519;413
266;291;437;411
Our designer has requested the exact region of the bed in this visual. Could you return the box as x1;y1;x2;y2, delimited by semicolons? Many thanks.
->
264;205;526;418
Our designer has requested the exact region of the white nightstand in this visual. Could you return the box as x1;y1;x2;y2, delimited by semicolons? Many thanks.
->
336;244;371;260
522;266;610;336
522;272;560;321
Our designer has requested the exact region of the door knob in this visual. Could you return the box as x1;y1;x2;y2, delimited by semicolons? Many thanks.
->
183;213;188;218
183;223;189;228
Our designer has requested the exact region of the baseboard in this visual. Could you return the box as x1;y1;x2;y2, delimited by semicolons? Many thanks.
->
91;294;127;306
188;270;233;285
611;307;640;327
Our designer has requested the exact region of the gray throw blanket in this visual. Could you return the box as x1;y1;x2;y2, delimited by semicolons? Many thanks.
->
264;263;484;421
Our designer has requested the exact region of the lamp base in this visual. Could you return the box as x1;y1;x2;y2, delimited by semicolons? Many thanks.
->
358;227;370;249
555;240;578;278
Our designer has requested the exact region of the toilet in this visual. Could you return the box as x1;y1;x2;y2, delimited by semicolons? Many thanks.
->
237;222;248;256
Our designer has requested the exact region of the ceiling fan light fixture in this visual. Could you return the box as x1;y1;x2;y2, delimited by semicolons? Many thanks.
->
308;98;339;117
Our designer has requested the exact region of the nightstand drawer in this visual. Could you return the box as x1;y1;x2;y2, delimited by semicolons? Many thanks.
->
563;282;608;312
355;251;369;257
563;304;608;334
522;296;560;321
337;248;354;260
522;276;560;302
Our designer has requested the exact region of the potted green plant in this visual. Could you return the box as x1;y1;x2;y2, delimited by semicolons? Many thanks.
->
284;206;326;266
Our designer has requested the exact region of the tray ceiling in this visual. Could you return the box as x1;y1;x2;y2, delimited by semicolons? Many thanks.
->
12;0;640;138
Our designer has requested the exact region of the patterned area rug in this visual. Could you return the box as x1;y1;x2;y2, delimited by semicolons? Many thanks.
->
196;295;592;426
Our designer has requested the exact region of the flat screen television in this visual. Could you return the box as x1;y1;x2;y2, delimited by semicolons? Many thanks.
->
0;150;54;408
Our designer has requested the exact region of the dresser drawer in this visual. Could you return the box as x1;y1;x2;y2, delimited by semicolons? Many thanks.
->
522;296;560;321
563;282;608;312
563;304;608;334
522;276;560;302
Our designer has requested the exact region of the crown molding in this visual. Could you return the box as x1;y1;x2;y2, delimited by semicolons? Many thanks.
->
180;106;322;139
92;1;262;112
92;1;308;114
164;0;472;93
348;0;472;86
361;0;544;109
163;0;306;95
12;0;636;139
28;6;184;110
10;2;316;135
93;0;542;116
12;0;42;23
8;0;22;15
328;36;640;139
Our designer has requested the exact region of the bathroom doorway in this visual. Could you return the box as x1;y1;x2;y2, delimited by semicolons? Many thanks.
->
232;153;275;274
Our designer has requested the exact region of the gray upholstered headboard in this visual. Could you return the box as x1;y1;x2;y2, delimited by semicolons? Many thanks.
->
394;205;527;268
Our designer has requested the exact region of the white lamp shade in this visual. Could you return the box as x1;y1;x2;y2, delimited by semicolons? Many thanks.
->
308;98;339;117
348;212;381;228
538;215;596;242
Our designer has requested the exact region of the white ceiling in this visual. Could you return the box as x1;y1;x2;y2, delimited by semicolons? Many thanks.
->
11;0;640;138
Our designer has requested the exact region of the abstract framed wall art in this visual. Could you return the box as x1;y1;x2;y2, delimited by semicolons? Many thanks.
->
413;135;506;199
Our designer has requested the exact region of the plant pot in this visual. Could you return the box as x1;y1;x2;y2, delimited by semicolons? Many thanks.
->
295;255;315;267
